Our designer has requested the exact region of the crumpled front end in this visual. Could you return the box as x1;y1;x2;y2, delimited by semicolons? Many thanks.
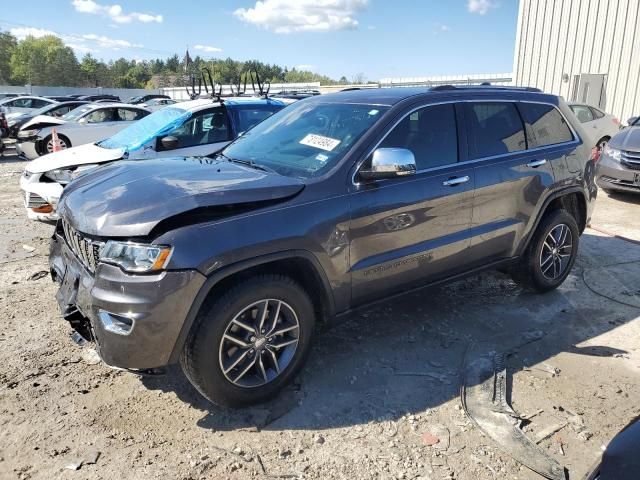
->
20;170;63;222
49;220;206;369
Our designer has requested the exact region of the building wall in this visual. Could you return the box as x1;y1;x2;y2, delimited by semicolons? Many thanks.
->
513;0;640;121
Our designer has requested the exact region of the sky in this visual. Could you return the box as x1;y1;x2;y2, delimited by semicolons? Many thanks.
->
0;0;520;81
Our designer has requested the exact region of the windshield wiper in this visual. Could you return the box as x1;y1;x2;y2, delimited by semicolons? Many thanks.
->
217;152;276;174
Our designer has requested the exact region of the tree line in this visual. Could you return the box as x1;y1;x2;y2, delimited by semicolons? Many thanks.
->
0;31;354;89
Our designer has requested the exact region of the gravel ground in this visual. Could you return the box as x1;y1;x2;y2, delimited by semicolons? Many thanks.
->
0;149;639;480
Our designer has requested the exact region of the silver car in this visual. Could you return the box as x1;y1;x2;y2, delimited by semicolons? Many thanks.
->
569;103;621;150
595;117;640;193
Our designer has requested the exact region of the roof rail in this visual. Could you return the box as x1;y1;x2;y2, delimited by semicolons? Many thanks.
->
429;84;543;93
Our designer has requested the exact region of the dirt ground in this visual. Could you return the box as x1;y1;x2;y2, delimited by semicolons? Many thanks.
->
0;148;639;480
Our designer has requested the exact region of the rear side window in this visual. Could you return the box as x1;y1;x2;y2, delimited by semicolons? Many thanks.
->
466;102;526;158
379;103;458;170
519;103;574;147
117;108;147;121
590;107;605;119
570;104;594;123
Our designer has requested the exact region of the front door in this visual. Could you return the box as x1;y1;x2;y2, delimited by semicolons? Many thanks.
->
349;103;475;305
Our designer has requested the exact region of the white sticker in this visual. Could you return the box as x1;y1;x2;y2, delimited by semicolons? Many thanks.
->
368;109;379;116
315;153;329;162
300;133;341;152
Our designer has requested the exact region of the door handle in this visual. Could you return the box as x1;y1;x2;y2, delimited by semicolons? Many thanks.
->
527;159;547;168
442;175;470;186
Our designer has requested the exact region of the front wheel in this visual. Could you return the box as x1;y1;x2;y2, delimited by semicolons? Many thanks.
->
180;275;315;407
43;134;70;154
511;209;579;292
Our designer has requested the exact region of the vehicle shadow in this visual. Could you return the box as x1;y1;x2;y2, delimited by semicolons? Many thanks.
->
602;189;640;205
140;232;639;433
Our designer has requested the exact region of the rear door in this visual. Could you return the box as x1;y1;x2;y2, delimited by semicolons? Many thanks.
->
349;102;476;304
465;101;556;265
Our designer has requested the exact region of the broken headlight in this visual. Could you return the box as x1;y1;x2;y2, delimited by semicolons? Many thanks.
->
44;164;100;185
100;241;173;273
603;145;622;162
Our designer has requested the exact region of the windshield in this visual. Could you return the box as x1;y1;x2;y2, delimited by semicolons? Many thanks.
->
222;101;388;178
62;104;94;121
97;106;192;151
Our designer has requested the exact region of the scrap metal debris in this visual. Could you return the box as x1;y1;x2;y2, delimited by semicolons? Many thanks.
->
27;270;48;281
461;330;566;480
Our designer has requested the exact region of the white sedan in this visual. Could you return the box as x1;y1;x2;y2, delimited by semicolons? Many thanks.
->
0;96;57;118
568;103;622;150
15;103;150;159
20;97;287;221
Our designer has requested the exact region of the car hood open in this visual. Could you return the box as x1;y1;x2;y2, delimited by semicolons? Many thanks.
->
610;126;640;153
59;157;305;237
25;143;125;174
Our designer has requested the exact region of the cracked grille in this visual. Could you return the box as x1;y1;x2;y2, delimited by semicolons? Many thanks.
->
61;219;104;273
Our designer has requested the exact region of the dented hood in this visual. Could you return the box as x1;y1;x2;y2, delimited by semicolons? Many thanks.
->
59;157;304;237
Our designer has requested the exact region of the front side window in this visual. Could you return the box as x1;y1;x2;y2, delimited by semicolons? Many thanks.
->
49;105;72;117
570;105;594;123
467;102;526;158
159;107;230;150
117;108;147;121
519;103;574;148
379;104;458;170
31;98;51;108
85;108;118;123
222;101;388;178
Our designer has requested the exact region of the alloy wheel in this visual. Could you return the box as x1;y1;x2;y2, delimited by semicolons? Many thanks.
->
46;138;68;153
539;223;573;280
218;299;300;388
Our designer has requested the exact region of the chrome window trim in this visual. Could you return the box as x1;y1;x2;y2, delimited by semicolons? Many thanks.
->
352;98;580;186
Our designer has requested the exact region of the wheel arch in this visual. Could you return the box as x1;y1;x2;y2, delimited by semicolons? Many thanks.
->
517;187;588;256
168;250;335;363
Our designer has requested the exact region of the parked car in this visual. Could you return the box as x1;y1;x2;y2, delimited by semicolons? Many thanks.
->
568;103;621;150
5;101;90;139
21;97;286;221
596;115;640;193
15;103;149;159
129;94;171;105
0;96;57;117
49;86;596;407
76;94;121;102
584;416;640;479
0;92;20;100
143;98;177;110
46;96;81;102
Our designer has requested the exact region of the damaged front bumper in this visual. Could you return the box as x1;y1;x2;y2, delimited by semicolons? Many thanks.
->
49;230;206;369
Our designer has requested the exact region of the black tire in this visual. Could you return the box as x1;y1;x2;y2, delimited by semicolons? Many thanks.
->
511;209;579;293
180;274;315;407
42;133;71;154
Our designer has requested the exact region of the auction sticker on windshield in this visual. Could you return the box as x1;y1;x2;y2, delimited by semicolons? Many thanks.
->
300;133;341;152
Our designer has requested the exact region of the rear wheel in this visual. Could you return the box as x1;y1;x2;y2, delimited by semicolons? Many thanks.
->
511;209;579;292
180;275;315;407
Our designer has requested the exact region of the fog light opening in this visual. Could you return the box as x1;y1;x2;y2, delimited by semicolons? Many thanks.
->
98;310;135;335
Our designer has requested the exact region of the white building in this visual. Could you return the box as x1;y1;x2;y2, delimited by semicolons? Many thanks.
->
513;0;640;122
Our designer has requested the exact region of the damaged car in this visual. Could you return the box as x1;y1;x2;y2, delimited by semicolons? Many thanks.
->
50;86;596;407
20;97;287;221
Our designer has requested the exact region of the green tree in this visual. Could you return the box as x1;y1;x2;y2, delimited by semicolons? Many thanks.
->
0;31;17;84
10;35;80;86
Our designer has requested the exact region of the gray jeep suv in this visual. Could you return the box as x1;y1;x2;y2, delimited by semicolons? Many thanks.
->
49;86;597;406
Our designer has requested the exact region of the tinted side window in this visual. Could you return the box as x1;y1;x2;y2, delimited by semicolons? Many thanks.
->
590;107;605;119
519;103;574;147
160;107;231;150
31;99;50;108
379;104;458;170
466;103;526;158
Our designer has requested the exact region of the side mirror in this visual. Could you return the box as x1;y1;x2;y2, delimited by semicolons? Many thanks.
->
160;135;179;150
358;148;417;181
627;116;638;127
78;117;88;124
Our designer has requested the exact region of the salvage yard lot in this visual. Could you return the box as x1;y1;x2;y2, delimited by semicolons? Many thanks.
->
0;152;638;480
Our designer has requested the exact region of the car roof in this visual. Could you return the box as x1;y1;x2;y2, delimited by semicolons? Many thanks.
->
86;102;147;109
170;97;285;112
0;95;56;103
312;86;554;106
